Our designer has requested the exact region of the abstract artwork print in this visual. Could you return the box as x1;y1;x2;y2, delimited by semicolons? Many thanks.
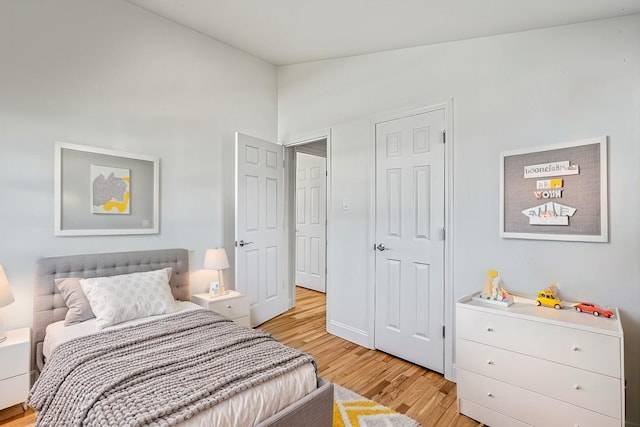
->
90;165;131;214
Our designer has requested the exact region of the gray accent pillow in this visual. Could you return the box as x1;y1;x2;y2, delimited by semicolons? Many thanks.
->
55;277;95;326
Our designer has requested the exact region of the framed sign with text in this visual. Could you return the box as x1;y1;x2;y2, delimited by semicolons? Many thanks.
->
500;136;608;242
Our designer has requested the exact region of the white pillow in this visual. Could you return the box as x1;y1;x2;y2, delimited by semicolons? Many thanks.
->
80;268;176;329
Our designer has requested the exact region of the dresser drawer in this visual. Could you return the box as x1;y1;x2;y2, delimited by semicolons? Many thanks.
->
457;369;620;427
457;339;621;418
208;295;250;320
0;341;29;380
0;373;29;409
457;307;621;377
0;329;30;382
458;398;531;427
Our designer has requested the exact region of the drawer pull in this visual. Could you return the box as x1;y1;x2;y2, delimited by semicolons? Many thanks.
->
226;305;232;309
487;360;494;365
572;346;579;351
486;327;493;332
487;392;493;397
573;384;581;390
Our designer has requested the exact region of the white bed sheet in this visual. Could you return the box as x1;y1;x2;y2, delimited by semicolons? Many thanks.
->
43;302;317;426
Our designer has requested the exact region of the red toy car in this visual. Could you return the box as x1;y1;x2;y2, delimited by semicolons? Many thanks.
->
573;302;614;318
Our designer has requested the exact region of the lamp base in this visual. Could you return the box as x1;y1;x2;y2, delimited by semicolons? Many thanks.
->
218;270;226;295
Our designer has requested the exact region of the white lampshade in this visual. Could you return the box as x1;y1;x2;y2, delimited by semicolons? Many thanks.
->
203;248;230;270
0;265;14;343
0;265;14;308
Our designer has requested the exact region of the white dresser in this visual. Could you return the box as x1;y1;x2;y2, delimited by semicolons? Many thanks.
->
192;291;251;327
456;293;625;427
0;328;30;411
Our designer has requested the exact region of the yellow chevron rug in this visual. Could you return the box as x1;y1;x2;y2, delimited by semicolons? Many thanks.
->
333;384;420;427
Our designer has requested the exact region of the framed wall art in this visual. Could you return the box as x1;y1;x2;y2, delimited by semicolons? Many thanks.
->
54;142;159;236
500;136;608;242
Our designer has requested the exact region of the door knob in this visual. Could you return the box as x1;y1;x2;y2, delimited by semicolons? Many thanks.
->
375;243;390;251
238;240;254;247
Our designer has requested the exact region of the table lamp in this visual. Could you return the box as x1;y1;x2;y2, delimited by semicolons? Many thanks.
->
0;265;15;343
204;248;230;296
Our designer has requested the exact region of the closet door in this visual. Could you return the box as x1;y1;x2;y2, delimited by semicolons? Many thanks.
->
374;109;446;372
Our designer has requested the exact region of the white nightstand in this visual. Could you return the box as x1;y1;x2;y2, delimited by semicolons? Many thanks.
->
192;291;251;327
0;328;30;411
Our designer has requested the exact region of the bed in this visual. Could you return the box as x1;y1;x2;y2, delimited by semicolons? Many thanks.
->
31;248;333;426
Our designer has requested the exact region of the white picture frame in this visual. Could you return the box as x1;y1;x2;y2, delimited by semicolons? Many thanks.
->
209;281;221;296
55;142;160;236
500;136;608;242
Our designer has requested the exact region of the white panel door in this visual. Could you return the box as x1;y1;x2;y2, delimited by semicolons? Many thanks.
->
295;153;326;293
235;132;286;326
374;109;446;372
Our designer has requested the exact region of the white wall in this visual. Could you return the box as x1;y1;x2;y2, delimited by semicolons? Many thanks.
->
278;15;640;424
0;0;277;328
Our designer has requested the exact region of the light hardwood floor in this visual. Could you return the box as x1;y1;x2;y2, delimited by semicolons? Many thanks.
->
0;287;481;426
260;287;481;427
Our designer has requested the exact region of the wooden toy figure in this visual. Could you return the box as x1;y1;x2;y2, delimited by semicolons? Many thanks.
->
479;269;514;306
482;270;500;300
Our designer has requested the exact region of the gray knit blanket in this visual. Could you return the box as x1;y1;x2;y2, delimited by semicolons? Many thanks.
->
29;309;316;427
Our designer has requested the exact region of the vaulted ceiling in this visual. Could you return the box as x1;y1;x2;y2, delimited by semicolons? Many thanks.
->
126;0;640;65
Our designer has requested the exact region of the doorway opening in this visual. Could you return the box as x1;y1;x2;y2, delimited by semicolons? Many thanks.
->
284;133;330;309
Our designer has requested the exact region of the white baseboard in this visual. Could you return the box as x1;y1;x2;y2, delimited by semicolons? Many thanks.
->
449;363;457;383
327;320;373;349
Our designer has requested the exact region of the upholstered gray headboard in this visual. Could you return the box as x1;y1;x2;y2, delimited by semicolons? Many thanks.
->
32;248;189;372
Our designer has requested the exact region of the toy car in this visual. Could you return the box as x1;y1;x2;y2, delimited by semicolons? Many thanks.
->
573;302;614;318
535;283;563;309
536;291;562;309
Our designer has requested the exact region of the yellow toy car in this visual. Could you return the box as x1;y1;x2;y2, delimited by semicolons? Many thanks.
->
536;290;562;309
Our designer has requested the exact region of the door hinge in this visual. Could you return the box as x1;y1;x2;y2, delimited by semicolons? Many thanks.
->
234;240;238;247
441;227;446;240
442;325;445;338
442;130;447;144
